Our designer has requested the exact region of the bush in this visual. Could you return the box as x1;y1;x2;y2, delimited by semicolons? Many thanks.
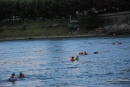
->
80;10;99;30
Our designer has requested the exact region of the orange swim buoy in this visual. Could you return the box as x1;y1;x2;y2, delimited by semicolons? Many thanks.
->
79;52;83;55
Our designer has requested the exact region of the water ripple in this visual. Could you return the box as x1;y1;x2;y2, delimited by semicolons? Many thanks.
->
0;36;130;87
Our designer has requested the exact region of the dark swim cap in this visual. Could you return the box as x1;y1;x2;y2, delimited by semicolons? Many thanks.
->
12;73;15;75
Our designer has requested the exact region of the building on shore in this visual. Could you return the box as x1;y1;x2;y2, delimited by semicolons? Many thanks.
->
99;11;130;34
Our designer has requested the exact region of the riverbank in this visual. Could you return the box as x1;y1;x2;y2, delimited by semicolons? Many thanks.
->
0;33;106;40
0;20;107;40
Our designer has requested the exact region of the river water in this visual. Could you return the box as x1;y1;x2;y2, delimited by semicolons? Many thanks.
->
0;35;130;87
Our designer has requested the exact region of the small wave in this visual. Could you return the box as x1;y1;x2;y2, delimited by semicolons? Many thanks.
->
66;66;78;69
122;69;130;72
107;79;130;83
106;72;114;75
54;49;61;52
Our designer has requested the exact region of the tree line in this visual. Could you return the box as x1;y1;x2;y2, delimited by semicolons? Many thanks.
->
0;0;129;21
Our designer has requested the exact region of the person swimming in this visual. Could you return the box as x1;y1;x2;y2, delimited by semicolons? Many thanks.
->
8;73;17;81
75;56;79;60
94;51;98;54
19;72;25;78
84;52;88;55
79;52;83;55
71;56;75;62
118;42;122;44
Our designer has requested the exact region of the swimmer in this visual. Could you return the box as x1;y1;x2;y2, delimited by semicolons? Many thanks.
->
71;56;75;61
75;56;79;60
113;42;115;45
79;52;83;55
19;72;25;78
118;42;122;44
94;51;98;54
8;73;17;81
84;52;88;55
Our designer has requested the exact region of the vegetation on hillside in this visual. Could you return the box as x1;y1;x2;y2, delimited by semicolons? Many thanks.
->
79;10;100;29
0;0;129;39
0;0;129;21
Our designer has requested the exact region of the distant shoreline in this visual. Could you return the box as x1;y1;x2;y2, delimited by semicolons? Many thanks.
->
0;34;106;41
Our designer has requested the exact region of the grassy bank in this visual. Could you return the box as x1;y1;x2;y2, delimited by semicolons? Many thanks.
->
0;19;105;40
0;20;68;38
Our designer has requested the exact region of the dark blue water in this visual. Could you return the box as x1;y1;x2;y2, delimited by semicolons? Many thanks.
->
0;35;130;87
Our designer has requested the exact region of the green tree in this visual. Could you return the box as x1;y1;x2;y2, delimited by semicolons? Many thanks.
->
81;10;99;29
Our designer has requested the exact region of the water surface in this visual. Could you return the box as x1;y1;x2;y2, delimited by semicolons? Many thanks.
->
0;35;130;87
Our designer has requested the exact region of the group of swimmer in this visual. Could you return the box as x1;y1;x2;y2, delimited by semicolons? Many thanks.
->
79;51;88;55
8;72;25;81
71;41;122;61
71;51;99;62
79;51;99;55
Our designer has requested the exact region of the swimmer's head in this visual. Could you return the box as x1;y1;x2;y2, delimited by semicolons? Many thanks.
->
12;73;15;76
